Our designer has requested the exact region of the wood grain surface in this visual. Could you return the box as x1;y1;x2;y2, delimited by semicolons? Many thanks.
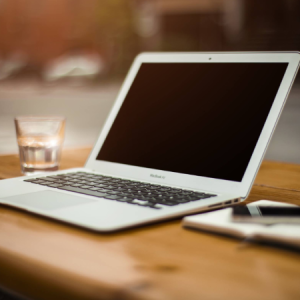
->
0;148;300;300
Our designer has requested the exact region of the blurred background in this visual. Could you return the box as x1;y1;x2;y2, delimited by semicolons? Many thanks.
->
0;0;300;163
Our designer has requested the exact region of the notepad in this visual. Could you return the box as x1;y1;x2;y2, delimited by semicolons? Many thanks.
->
182;200;300;249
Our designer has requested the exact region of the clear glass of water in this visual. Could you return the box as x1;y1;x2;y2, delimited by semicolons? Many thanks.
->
14;116;66;175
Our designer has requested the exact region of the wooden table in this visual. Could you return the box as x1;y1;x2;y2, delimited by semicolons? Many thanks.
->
0;148;300;300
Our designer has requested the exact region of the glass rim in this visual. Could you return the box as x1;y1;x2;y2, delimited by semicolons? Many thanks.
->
15;115;66;122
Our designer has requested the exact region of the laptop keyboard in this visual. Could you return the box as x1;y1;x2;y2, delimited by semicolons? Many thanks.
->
24;172;216;209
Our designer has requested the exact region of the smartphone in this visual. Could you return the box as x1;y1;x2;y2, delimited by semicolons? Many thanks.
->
232;205;300;224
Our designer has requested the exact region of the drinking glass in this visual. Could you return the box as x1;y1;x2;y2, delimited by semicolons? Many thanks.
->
14;116;66;175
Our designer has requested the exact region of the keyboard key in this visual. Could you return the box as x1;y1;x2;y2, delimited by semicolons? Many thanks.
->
133;199;148;205
57;186;108;198
188;195;210;201
70;183;82;187
68;179;81;182
24;178;39;183
79;185;92;189
106;190;119;195
94;183;108;188
89;187;100;191
99;177;111;181
193;192;206;197
160;202;178;206
84;178;96;181
96;188;111;193
61;181;75;185
37;181;54;186
46;183;64;188
157;187;171;192
103;194;122;200
105;185;117;189
39;177;57;182
117;196;135;202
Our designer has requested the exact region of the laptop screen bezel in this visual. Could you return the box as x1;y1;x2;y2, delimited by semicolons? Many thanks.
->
85;52;300;198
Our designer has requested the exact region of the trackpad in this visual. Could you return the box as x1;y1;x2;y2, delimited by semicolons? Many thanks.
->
2;190;96;211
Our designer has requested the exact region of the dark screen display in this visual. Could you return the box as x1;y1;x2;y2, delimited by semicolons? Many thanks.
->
234;206;300;217
97;63;288;182
259;207;300;216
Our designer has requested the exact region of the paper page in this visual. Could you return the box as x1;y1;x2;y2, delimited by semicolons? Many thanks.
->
183;200;299;241
255;224;300;247
183;208;264;238
247;200;300;245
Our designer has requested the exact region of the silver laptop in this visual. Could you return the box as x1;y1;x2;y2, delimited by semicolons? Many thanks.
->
1;52;299;232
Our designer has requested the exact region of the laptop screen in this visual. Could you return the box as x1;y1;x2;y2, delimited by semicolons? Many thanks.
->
96;63;288;182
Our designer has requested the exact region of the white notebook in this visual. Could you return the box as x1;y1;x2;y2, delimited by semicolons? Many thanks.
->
182;200;300;249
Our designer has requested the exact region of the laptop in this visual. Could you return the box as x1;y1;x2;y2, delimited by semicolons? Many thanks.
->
0;52;299;232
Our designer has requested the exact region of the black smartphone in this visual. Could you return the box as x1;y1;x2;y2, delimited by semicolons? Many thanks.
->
232;205;300;224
